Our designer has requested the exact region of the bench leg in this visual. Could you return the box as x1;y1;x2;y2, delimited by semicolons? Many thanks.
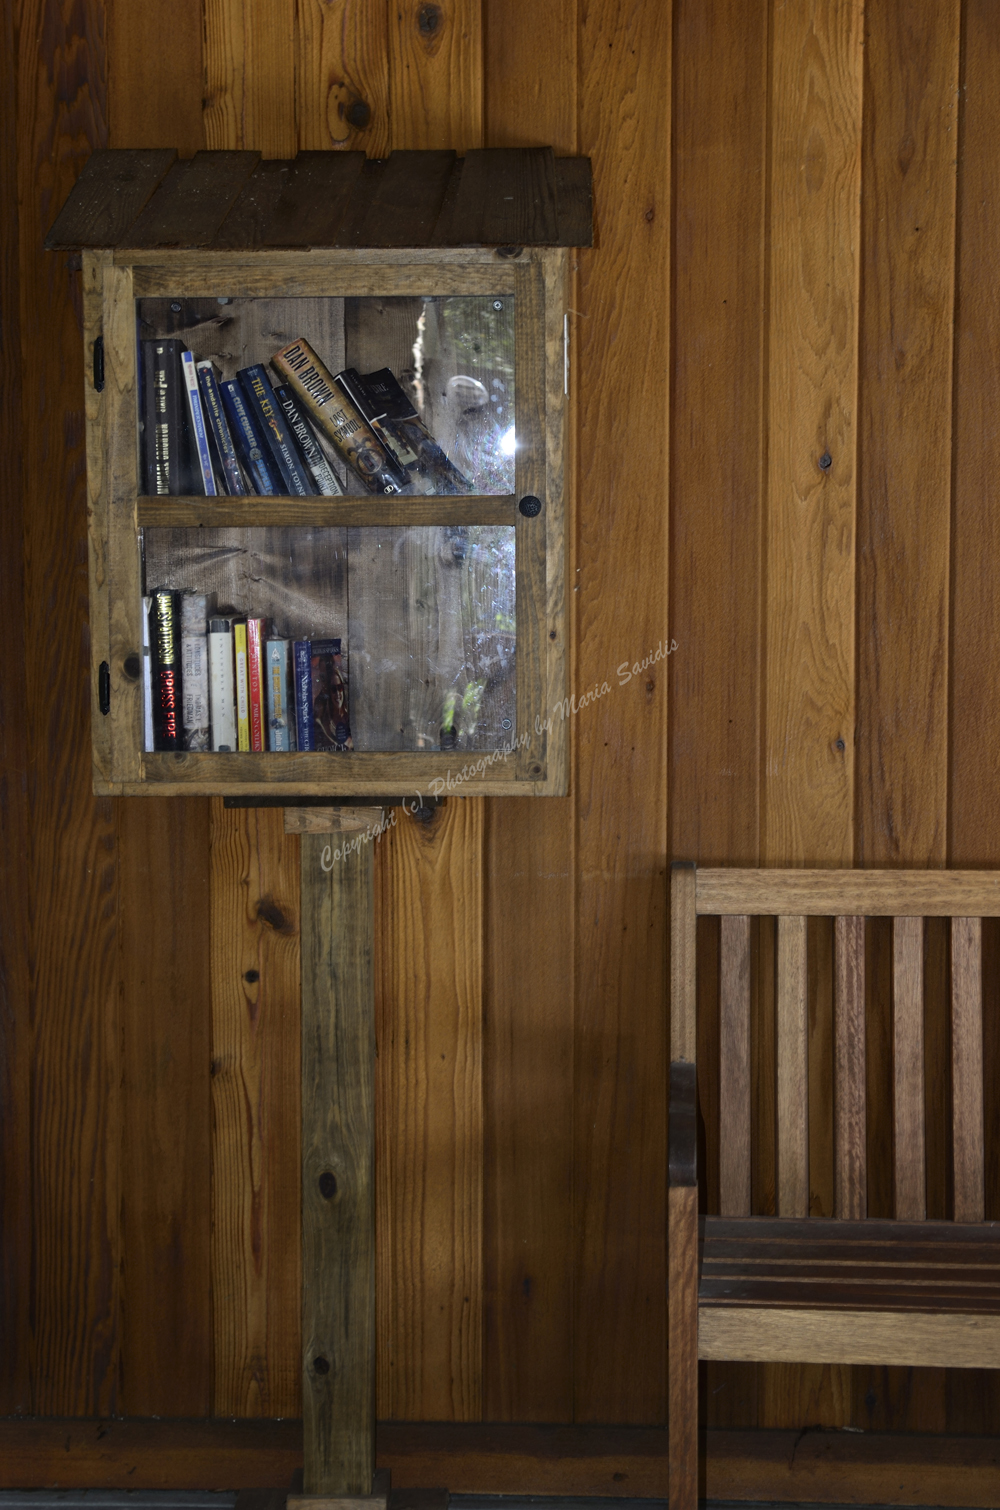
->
668;1184;699;1510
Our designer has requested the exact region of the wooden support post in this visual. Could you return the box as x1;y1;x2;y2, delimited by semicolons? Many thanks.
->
293;812;388;1510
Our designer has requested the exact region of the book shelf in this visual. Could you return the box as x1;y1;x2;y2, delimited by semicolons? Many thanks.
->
47;147;591;800
48;146;593;1510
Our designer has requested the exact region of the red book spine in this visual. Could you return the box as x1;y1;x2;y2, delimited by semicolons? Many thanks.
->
247;617;266;752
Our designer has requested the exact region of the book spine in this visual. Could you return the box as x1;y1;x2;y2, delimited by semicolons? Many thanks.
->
146;341;187;494
219;378;284;495
180;592;212;751
141;343;166;495
270;338;407;495
149;589;182;750
208;618;238;752
247;617;266;752
141;594;154;751
273;386;344;496
310;637;353;752
239;365;315;497
234;621;250;751
293;640;314;751
196;361;248;496
266;639;294;751
181;350;217;495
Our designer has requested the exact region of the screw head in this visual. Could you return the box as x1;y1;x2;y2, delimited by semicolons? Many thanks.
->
493;300;504;311
170;301;182;313
501;717;512;730
518;495;542;518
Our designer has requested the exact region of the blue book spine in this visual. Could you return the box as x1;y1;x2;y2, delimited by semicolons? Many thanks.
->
197;361;248;496
266;638;294;752
293;640;314;751
219;378;284;495
180;350;217;495
238;365;315;497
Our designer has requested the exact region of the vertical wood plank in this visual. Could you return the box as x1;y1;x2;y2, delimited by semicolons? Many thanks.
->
107;0;206;156
952;2;1000;877
856;0;959;869
667;1185;698;1510
0;0;31;1415
18;0;120;1416
807;916;835;1218
211;802;301;1418
763;0;862;867
376;801;483;1421
671;865;697;1063
575;0;671;1422
776;916;808;1218
893;914;925;1221
389;0;483;153
834;914;866;1220
952;916;984;1223
301;832;375;1496
481;0;577;1423
295;0;391;157
118;800;213;1416
719;915;751;1217
204;0;299;157
670;0;766;871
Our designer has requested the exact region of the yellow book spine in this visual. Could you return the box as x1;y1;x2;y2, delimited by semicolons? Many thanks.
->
234;621;250;752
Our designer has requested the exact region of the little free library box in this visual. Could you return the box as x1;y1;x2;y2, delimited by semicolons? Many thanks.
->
47;146;593;800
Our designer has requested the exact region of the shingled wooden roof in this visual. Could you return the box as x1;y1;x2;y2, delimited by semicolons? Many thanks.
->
45;147;593;252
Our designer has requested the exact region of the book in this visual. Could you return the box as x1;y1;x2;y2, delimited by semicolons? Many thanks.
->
141;338;191;495
234;620;250;751
149;589;183;750
311;638;353;752
196;360;248;496
246;617;267;752
238;364;315;497
293;640;314;751
270;337;408;495
180;592;213;751
272;385;344;496
335;367;473;495
265;638;295;751
219;377;284;495
180;350;217;494
208;616;238;752
141;593;154;752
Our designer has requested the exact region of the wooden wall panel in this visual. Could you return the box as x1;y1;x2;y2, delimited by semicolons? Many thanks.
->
210;802;301;1418
763;0;862;870
295;0;391;157
0;0;32;1420
376;802;483;1421
390;0;483;153
573;0;670;1425
204;0;298;159
481;0;577;1427
118;801;213;1415
107;0;205;156
18;0;119;1417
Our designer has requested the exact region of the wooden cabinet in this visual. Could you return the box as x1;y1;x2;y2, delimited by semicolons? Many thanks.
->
49;148;592;800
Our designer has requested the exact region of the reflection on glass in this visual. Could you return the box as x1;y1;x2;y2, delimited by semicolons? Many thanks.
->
142;526;515;754
136;293;516;499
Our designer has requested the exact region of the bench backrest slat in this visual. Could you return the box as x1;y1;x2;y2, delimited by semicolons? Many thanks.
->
777;915;809;1217
893;916;926;1221
696;869;1000;917
952;916;985;1223
719;914;752;1216
834;914;866;1220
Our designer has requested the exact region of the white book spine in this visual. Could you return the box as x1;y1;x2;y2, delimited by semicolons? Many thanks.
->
208;619;238;752
142;595;154;753
181;349;217;496
181;592;212;751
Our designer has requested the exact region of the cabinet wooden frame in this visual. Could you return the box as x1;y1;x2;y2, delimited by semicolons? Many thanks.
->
85;246;570;799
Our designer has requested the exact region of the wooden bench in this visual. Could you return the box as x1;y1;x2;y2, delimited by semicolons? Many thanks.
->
667;863;1000;1510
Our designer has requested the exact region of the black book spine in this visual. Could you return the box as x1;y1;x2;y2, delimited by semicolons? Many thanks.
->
143;339;188;494
238;365;315;497
149;589;183;750
141;340;165;494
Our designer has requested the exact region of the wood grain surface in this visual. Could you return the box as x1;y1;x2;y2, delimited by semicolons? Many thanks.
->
211;801;302;1417
893;914;926;1221
390;0;482;154
376;800;483;1421
300;832;376;1494
763;0;862;868
296;1;391;157
834;914;866;1221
